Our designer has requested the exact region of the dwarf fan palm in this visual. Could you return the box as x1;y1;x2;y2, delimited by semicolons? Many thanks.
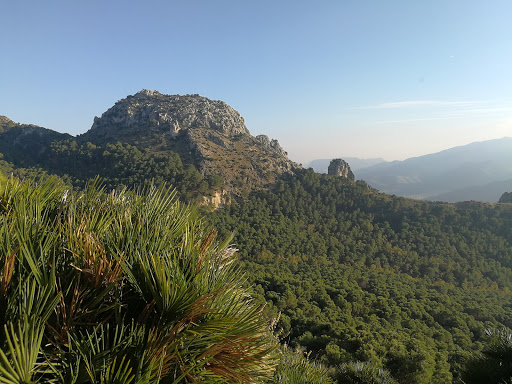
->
271;346;333;384
0;176;277;383
462;328;512;384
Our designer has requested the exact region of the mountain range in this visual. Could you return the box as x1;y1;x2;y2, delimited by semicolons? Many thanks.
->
309;138;512;203
306;157;386;173
2;91;511;204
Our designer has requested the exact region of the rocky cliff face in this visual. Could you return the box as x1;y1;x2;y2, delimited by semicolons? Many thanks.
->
328;159;354;180
255;135;288;157
86;89;250;140
0;91;297;200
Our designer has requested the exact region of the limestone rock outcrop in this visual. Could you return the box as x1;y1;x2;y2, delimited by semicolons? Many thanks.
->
87;89;250;140
328;159;355;180
255;135;287;157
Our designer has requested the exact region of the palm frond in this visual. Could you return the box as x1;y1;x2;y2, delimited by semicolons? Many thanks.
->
101;356;135;384
0;316;45;384
0;178;279;383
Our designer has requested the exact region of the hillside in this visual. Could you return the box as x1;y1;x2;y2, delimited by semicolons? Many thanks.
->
430;178;512;203
211;168;512;382
500;191;512;203
0;91;297;202
356;138;512;202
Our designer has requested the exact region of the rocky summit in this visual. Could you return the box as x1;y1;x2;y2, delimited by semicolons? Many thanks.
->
86;89;250;140
0;90;298;201
499;192;512;203
328;158;355;180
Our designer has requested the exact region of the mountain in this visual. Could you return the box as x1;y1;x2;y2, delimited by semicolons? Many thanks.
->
356;138;512;202
306;157;385;173
0;90;297;202
0;117;71;166
500;191;512;203
430;178;512;203
0;115;16;132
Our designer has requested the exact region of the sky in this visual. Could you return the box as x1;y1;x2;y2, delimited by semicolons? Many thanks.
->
1;1;511;164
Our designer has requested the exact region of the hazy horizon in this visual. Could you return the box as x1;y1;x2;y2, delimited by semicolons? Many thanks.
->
1;1;511;164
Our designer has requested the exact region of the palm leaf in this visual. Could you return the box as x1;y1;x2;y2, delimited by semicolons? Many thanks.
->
0;316;46;384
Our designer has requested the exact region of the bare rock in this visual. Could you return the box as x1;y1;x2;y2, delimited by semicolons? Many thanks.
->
328;159;355;180
255;135;287;157
87;90;250;140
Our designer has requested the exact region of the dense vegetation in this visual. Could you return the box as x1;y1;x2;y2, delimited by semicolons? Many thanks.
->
0;177;280;383
211;169;512;382
0;127;223;202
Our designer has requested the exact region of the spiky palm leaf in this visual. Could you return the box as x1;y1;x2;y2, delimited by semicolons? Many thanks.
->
462;328;512;384
0;177;278;383
336;361;397;384
0;316;47;384
271;346;333;384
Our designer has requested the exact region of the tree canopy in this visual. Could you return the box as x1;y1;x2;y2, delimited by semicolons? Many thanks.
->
211;169;512;382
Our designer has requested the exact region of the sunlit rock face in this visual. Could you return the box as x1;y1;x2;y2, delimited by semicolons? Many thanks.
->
88;89;250;139
328;158;355;180
255;135;287;157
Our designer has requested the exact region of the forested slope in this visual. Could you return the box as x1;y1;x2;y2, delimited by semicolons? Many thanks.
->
0;133;223;202
211;168;512;383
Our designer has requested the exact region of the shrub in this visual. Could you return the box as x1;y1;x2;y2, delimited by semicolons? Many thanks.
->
0;177;277;383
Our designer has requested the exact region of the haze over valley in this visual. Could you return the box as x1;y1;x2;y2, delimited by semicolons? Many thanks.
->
308;137;512;203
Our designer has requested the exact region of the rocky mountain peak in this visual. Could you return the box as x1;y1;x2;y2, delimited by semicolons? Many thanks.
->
255;135;287;157
328;159;355;180
75;90;298;197
499;192;512;203
86;90;250;140
136;89;162;97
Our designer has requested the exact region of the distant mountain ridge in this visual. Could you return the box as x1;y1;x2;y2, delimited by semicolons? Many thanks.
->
306;157;385;173
2;97;511;203
356;137;512;202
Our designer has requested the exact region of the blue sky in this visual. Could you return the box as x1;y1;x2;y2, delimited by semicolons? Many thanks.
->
1;1;511;163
